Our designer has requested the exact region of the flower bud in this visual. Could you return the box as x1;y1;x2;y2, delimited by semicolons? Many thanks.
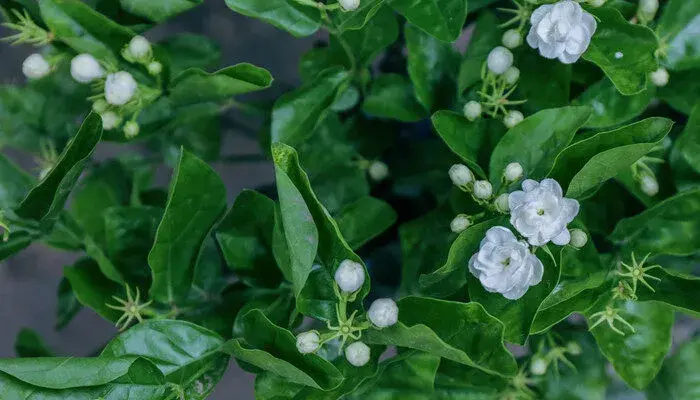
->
639;0;658;17
368;298;399;328
566;341;582;356
368;161;389;181
334;259;365;293
339;0;360;11
569;228;588;248
530;357;548;376
640;174;659;196
473;180;493;199
588;0;606;7
503;110;524;128
449;164;473;187
101;112;121;131
147;61;163;75
450;214;471;233
503;66;520;85
70;54;104;83
504;162;523;182
495;193;510;213
345;341;370;367
502;29;522;49
127;35;151;60
487;46;514;75
105;71;137;106
650;68;669;87
463;101;482;121
296;331;320;354
22;54;50;79
92;99;108;114
124;121;140;139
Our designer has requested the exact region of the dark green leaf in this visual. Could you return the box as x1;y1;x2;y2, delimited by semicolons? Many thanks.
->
634;265;700;317
576;78;654;129
160;34;221;78
337;196;397;250
56;277;82;330
350;352;441;399
331;6;398;67
517;48;572;112
64;258;123;322
0;154;34;209
224;0;321;37
457;12;501;93
363;74;427;122
672;103;700;175
168;63;273;106
431;111;489;177
388;0;467;42
656;0;700;71
14;329;55;357
329;0;384;32
118;0;203;23
658;68;700;114
646;336;700;399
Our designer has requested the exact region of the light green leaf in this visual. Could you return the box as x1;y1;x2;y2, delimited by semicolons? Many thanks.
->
224;0;321;37
168;63;273;106
388;0;467;42
331;6;398;67
329;0;384;32
656;0;700;71
363;74;427;122
577;78;654;129
336;196;397;250
647;337;700;399
119;0;203;22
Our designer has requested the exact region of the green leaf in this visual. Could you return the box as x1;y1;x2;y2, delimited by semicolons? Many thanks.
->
633;264;700;317
331;6;398;67
15;113;102;224
431;111;490;178
64;258;123;322
160;34;221;78
388;0;467;42
337;196;397;250
14;329;54;358
55;277;81;330
364;297;517;377
222;309;343;390
647;337;700;399
517;48;572;112
457;12;501;93
329;0;384;32
405;23;458;111
118;0;203;22
168;63;273;106
148;149;227;304
224;0;321;37
587;300;673;390
350;352;441;399
549;117;673;199
672;103;700;175
576;78;654;129
362;74;427;122
488;106;592;186
658;68;700;114
0;154;34;209
656;0;700;71
582;8;658;95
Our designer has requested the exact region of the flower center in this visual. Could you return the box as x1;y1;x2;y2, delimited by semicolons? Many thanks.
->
551;20;570;41
501;257;511;267
537;208;545;216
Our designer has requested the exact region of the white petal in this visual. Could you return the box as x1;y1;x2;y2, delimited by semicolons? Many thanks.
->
581;12;597;37
522;179;539;192
558;51;582;64
540;178;563;198
508;191;527;210
552;229;571;246
530;4;553;25
485;226;517;245
502;284;529;300
527;27;541;49
561;197;580;222
527;254;544;285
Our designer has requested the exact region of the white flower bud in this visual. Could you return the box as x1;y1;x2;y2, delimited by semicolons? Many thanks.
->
495;193;510;213
70;54;104;83
588;0;606;7
487;46;514;75
22;54;50;79
124;121;140;139
566;341;582;355
473;180;493;199
148;61;163;75
640;174;659;196
100;111;121;130
345;341;370;367
127;35;151;59
650;68;669;87
504;162;524;182
530;357;548;376
503;110;524;128
334;259;365;293
92;99;108;114
502;29;522;49
368;161;389;181
569;228;588;248
449;164;474;187
368;298;399;328
339;0;360;11
639;0;658;16
463;101;482;121
105;71;137;106
450;214;471;233
503;66;520;85
296;331;320;354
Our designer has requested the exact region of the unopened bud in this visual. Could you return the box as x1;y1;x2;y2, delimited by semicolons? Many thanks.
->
334;259;365;293
345;341;370;366
530;357;548;376
487;46;514;75
504;162;523;182
368;161;389;181
503;66;520;85
450;214;471;233
640;174;659;196
502;29;522;49
463;101;482;121
127;35;151;60
473;180;493;199
650;68;669;87
339;0;360;11
449;164;474;187
123;121;140;139
296;331;320;354
569;228;588;248
495;193;510;213
147;61;163;75
22;54;50;79
503;110;524;128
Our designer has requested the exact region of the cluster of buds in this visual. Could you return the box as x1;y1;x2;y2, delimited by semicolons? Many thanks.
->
528;335;583;378
295;259;399;367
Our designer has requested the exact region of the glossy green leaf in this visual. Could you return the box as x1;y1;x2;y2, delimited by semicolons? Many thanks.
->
431;111;489;177
549;117;673;199
169;63;273;106
331;6;398;67
224;0;321;37
577;78;654;129
633;265;700;317
350;352;441;399
14;329;54;358
582;8;658;95
55;277;81;330
0;154;33;209
588;300;673;390
160;34;222;78
364;297;517;377
118;0;203;22
337;196;397;250
517;48;572;112
388;0;467;42
672;103;700;175
223;310;343;390
329;0;384;32
148;149;227;304
363;74;427;122
64;258;123;322
457;12;501;93
488;106;592;186
647;337;700;399
656;0;700;71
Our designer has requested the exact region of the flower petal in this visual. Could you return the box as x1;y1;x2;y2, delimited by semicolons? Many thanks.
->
552;228;571;246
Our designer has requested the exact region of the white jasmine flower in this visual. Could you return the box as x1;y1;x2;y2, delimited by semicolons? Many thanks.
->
640;174;659;196
105;71;137;105
345;341;370;366
22;54;50;79
296;331;320;354
368;298;399;328
509;178;580;246
502;29;523;49
449;164;474;187
650;68;669;87
368;161;389;181
123;121;140;139
504;162;524;182
100;111;121;130
339;0;360;11
450;214;471;233
469;226;544;300
463;101;482;121
334;259;365;293
495;193;510;213
70;54;104;83
487;46;514;75
503;66;520;85
527;0;597;64
504;110;524;128
127;35;151;59
473;180;493;199
147;61;163;75
530;357;548;375
569;228;588;248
